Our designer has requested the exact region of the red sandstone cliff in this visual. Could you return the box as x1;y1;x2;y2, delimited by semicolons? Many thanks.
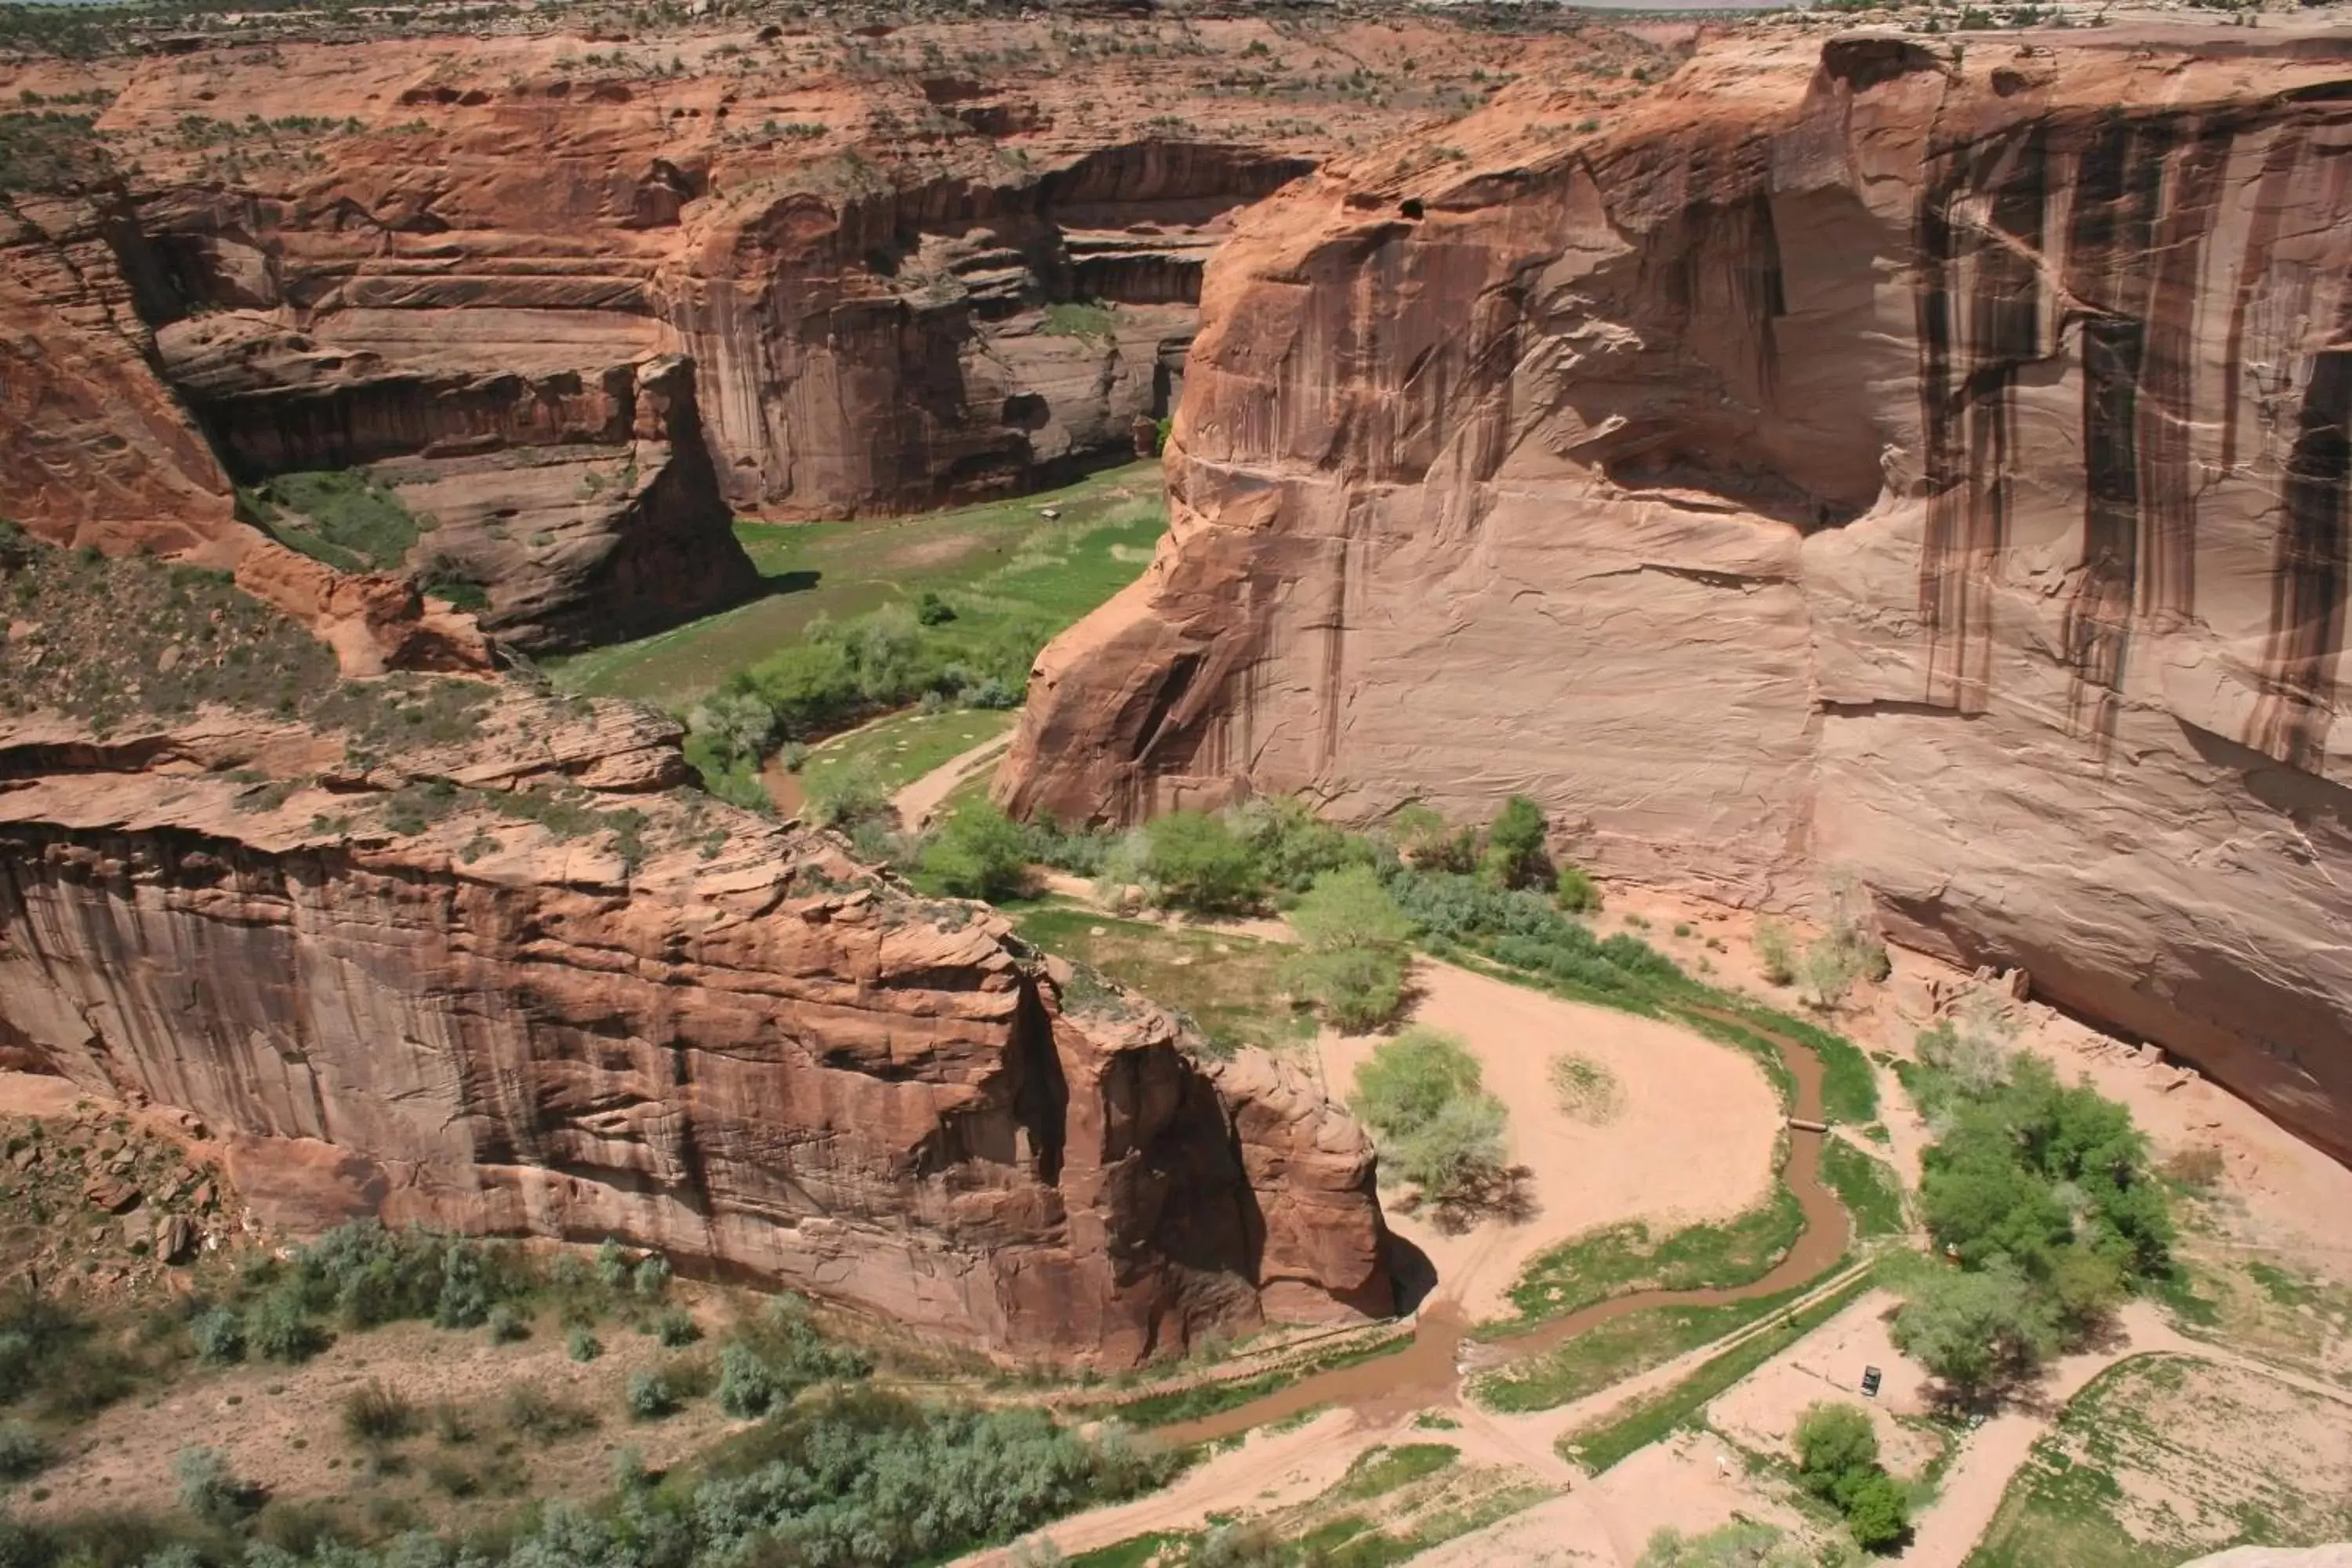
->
0;683;1390;1363
1000;28;2352;1162
0;17;1662;647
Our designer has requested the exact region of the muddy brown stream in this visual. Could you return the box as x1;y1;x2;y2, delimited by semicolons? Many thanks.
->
1158;1007;1849;1446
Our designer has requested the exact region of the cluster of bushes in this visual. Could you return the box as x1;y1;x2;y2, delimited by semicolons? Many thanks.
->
1890;1002;2173;1404
914;793;1678;1035
713;1294;873;1418
1792;1401;1910;1551
684;603;1037;808
0;111;112;194
0;1389;1166;1568
239;469;430;575
1348;1028;1512;1221
1751;877;1891;1011
191;1224;682;1368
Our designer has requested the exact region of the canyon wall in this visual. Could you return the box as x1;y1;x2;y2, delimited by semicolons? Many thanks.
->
1000;30;2352;1160
0;691;1391;1361
0;18;1646;648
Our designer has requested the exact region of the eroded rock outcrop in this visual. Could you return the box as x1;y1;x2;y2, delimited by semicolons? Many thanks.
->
1001;28;2352;1161
0;676;1391;1362
0;16;1666;644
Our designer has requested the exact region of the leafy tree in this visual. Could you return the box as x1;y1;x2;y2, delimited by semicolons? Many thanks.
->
1287;945;1407;1033
1794;1400;1878;1497
1802;933;1867;1009
1889;1261;2060;1403
1752;919;1797;985
1143;810;1258;912
1553;862;1602;913
1287;863;1412;953
1283;865;1416;1029
1478;794;1551;890
1842;1469;1911;1550
1232;797;1365;893
802;757;891;829
1352;1027;1483;1134
1351;1029;1509;1203
1392;1092;1507;1199
922;800;1034;900
1388;803;1476;872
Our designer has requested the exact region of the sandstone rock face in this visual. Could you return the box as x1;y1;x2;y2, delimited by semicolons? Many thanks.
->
0;194;234;548
0;18;1664;643
1001;29;2352;1161
0;694;1391;1362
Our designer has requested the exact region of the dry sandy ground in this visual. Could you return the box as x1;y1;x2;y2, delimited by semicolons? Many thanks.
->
1601;883;2352;1290
1706;1288;1938;1478
1321;958;1784;1323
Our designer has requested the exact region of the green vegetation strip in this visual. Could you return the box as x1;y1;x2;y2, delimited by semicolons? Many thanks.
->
1011;904;1316;1059
1820;1138;1907;1241
1474;1276;1831;1416
797;705;1018;796
550;460;1165;712
1560;1267;1879;1475
1495;1185;1806;1332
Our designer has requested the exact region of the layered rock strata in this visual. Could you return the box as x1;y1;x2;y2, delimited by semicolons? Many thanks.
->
0;685;1391;1363
1001;29;2352;1160
0;16;1664;641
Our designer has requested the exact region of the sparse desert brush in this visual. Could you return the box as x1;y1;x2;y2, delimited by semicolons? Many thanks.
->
341;1380;417;1445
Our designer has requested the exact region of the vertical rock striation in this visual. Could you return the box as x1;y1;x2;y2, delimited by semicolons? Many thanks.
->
1000;29;2352;1160
0;700;1392;1362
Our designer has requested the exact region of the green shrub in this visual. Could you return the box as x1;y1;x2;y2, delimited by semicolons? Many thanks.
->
1283;863;1414;1031
1285;945;1406;1033
341;1381;417;1445
1287;862;1412;952
1553;862;1602;913
568;1328;603;1363
174;1446;259;1526
920;800;1033;899
247;468;427;573
1842;1469;1911;1549
1351;1028;1510;1207
717;1341;789;1419
1388;804;1477;873
502;1381;597;1442
1041;299;1117;339
625;1369;677;1421
245;1288;328;1363
1794;1400;1877;1494
1637;1522;1810;1567
715;1299;873;1419
802;757;891;829
653;1308;701;1348
597;1239;633;1290
1477;794;1552;890
485;1303;528;1343
1143;811;1259;913
632;1256;671;1299
0;1420;49;1481
1231;797;1366;894
190;1307;245;1365
1752;919;1796;985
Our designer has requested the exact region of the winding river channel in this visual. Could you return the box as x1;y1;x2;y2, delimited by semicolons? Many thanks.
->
1160;1007;1852;1446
